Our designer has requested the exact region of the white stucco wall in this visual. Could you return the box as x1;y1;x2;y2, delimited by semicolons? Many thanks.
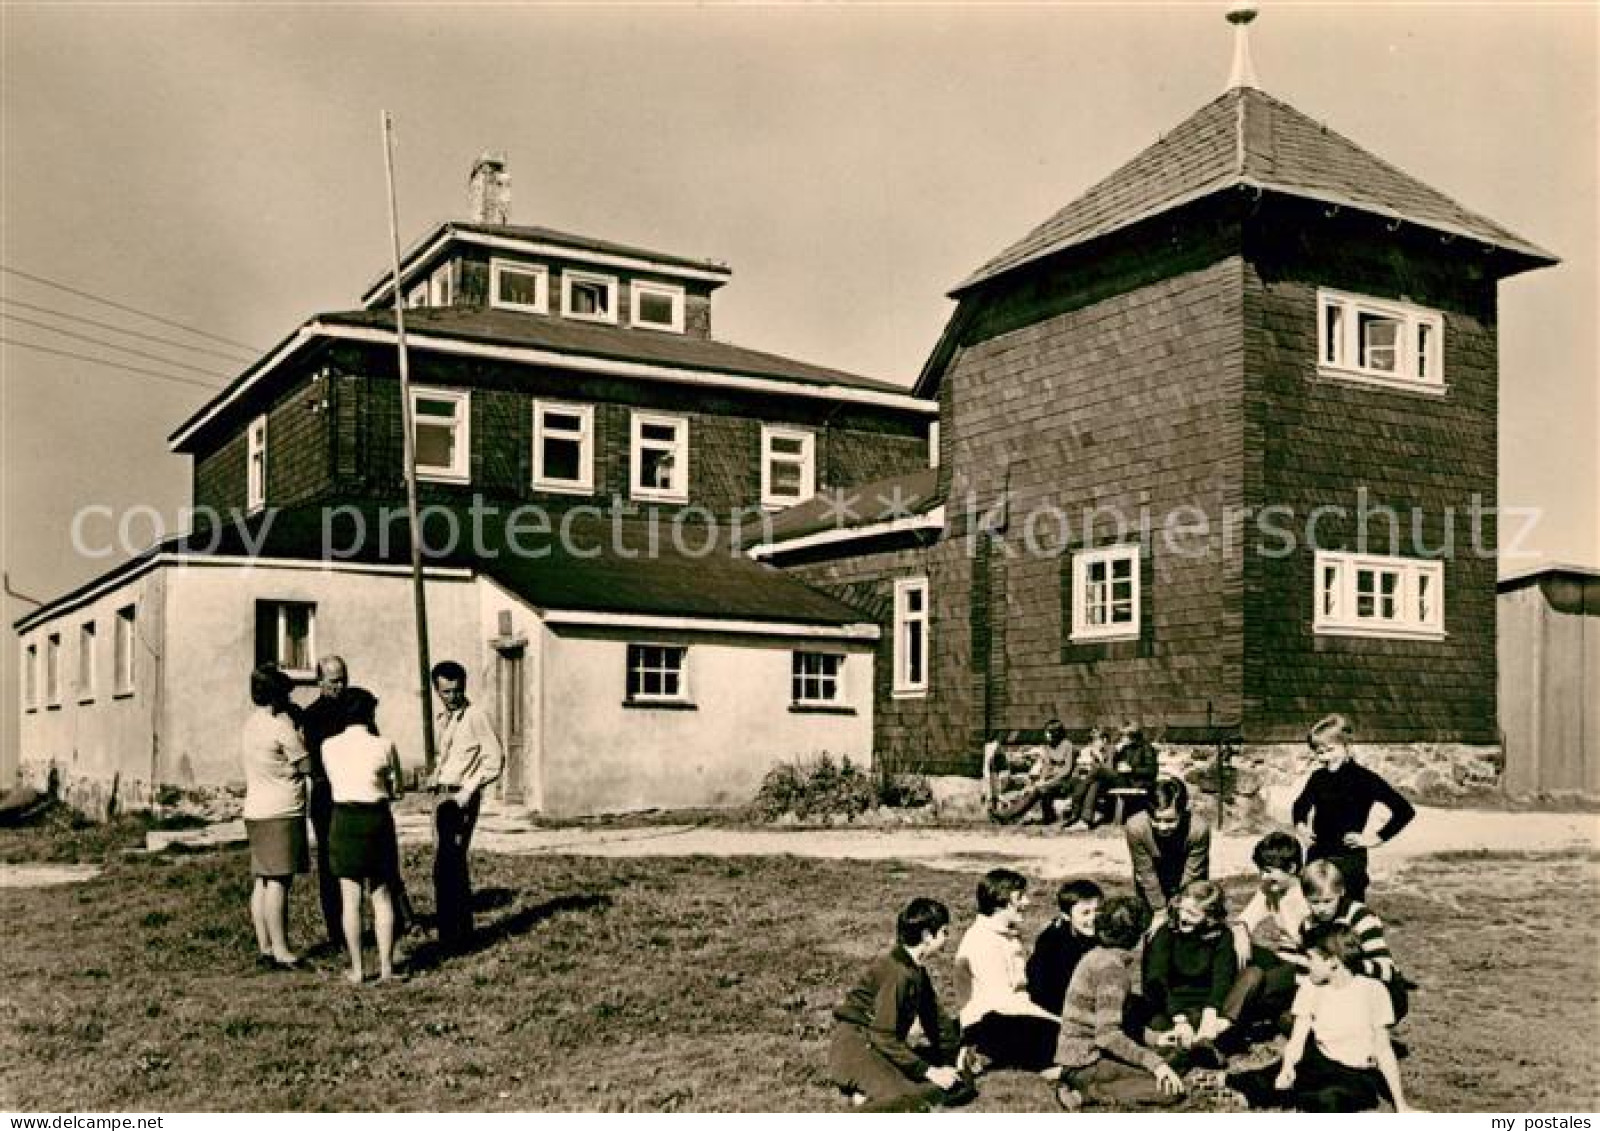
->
476;577;545;809
16;567;166;814
162;561;483;787
538;625;875;815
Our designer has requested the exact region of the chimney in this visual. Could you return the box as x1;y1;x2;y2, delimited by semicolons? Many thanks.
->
468;152;511;225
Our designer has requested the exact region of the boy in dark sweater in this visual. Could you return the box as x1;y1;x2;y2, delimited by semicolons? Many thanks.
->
829;897;973;1112
1292;714;1415;902
1027;879;1104;1016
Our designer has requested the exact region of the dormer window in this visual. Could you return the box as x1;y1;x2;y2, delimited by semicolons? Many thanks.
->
631;280;685;333
563;270;618;324
1318;289;1444;392
429;263;454;307
491;259;549;314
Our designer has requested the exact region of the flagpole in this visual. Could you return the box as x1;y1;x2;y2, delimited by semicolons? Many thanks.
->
381;110;438;776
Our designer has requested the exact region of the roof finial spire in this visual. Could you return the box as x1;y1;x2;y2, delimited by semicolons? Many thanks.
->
1226;3;1260;91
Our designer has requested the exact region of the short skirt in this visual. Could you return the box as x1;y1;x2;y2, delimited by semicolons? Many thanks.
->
329;801;398;881
245;815;309;878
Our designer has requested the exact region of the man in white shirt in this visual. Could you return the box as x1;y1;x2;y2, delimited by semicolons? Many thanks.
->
427;659;504;950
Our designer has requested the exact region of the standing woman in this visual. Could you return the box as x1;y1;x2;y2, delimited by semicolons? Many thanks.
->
240;664;311;969
323;695;404;984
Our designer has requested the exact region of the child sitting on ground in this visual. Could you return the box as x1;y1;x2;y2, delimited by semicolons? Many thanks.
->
955;868;1062;1074
1141;879;1237;1068
1297;859;1410;1023
828;896;975;1112
1026;879;1104;1017
1053;894;1187;1110
1225;922;1413;1111
1221;831;1312;1039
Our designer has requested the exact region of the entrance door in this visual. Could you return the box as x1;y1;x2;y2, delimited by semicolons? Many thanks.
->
494;642;526;805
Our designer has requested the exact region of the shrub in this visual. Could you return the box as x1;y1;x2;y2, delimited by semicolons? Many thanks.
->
751;754;930;822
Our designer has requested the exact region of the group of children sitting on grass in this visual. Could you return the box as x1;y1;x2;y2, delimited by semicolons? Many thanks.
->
830;715;1418;1113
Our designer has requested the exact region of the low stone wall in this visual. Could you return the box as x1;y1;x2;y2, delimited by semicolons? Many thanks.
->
1160;742;1504;830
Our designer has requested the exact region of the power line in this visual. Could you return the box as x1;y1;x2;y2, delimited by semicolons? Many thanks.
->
1;311;234;379
0;296;255;364
0;336;226;392
0;264;266;354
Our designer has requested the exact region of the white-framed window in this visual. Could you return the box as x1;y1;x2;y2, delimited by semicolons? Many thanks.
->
1071;544;1141;642
247;413;268;513
77;620;96;703
893;577;930;697
1317;289;1444;392
761;426;816;509
490;258;549;314
630;412;689;502
411;386;470;483
1314;551;1445;640
114;604;136;696
428;262;454;307
792;651;844;706
407;282;429;309
255;600;316;678
562;269;618;324
45;632;61;707
630;280;685;333
23;642;38;711
532;400;594;494
626;643;688;703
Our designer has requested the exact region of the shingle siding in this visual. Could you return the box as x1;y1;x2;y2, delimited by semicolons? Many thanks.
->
193;341;925;524
1241;211;1500;742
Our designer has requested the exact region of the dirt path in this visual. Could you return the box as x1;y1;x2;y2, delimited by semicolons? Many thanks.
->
395;805;1600;883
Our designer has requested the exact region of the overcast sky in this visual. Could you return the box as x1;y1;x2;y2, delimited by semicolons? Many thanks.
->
2;2;1596;779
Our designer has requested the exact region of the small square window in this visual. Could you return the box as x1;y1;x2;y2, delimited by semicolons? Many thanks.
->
533;400;594;494
429;263;454;307
630;280;685;333
256;600;316;678
412;387;470;482
792;652;844;705
631;412;689;502
627;643;688;703
563;270;618;324
1070;544;1141;642
491;259;549;314
761;426;816;508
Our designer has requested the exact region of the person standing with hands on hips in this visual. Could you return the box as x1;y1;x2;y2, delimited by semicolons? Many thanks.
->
1291;714;1415;903
426;660;503;951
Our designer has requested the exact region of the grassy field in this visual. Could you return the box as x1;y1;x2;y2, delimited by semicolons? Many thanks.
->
0;825;1595;1112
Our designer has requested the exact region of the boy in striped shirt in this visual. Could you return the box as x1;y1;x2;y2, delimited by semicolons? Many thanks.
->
1299;859;1409;1022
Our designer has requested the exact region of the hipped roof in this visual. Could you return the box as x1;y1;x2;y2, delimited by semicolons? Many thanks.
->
955;86;1557;296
